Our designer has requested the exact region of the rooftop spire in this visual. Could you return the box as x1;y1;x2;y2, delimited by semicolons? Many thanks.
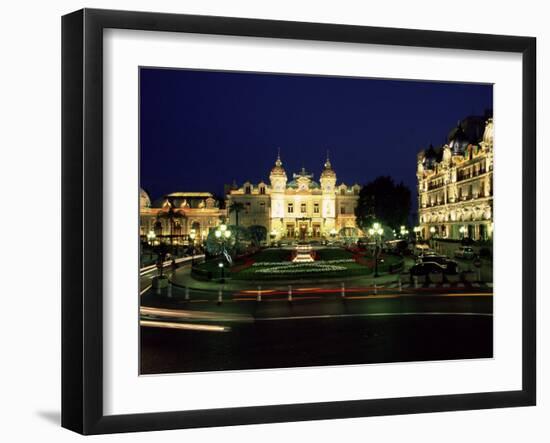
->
324;149;332;169
275;147;282;166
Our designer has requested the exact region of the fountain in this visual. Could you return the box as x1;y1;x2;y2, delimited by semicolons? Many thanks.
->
292;243;315;263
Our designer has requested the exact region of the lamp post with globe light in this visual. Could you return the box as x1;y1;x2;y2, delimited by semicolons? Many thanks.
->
146;230;156;261
368;222;384;277
189;229;196;266
214;224;231;283
215;223;232;256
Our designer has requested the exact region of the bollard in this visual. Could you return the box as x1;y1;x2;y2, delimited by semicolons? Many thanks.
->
374;282;377;295
217;287;223;305
288;285;293;302
257;286;262;302
185;286;190;301
414;276;419;289
341;282;346;299
167;282;172;298
398;276;402;292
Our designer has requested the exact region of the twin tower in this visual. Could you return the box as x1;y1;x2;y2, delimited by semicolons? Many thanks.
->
226;152;360;241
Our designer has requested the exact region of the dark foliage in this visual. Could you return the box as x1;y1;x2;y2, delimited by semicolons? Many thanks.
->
355;176;411;230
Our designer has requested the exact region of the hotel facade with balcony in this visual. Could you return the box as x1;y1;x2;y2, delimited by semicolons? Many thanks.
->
417;115;494;241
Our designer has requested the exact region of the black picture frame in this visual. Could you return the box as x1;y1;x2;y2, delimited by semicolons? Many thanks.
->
62;8;536;435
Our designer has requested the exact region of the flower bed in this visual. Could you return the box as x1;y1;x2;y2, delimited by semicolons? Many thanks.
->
232;258;370;281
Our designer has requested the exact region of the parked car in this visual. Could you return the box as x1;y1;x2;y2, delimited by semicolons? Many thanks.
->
410;260;459;279
418;255;458;270
413;244;430;257
454;246;476;259
409;261;445;278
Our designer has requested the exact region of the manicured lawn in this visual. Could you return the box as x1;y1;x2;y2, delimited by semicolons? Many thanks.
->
315;248;355;261
192;247;403;282
250;248;292;263
231;247;370;281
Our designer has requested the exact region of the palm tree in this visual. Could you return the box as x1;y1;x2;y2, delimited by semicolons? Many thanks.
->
229;201;245;227
157;198;186;254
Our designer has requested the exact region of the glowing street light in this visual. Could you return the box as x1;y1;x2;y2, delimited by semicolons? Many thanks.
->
189;229;196;265
370;222;384;277
459;225;467;239
218;261;225;284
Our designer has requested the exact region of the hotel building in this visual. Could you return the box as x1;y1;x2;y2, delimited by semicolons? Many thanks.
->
417;115;494;241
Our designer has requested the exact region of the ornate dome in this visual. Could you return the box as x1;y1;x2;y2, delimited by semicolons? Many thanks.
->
448;123;469;155
320;154;336;179
140;188;151;208
269;152;287;178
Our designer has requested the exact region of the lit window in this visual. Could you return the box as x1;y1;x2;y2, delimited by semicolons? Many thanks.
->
301;203;306;213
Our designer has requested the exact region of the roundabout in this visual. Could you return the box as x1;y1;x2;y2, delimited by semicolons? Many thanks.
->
187;244;403;286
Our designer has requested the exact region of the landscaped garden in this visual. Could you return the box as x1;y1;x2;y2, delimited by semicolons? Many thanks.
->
191;247;404;282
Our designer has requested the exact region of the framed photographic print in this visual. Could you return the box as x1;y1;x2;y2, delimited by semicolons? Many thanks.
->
62;8;536;435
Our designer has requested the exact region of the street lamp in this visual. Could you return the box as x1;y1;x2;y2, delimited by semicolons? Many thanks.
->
146;230;156;260
218;261;225;284
369;223;384;277
413;226;421;241
189;229;196;265
215;223;232;262
459;225;467;240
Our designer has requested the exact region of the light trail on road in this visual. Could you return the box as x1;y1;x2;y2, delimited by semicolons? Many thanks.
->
256;312;493;322
140;306;253;322
140;320;229;332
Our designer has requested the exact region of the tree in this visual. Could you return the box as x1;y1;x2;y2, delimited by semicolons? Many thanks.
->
228;202;245;227
204;225;252;258
248;225;267;246
355;176;411;231
156;199;186;253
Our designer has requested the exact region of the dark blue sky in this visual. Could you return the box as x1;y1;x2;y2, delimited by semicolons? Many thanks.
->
140;68;492;202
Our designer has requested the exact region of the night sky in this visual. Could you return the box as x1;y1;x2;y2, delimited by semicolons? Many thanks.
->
140;68;492;203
